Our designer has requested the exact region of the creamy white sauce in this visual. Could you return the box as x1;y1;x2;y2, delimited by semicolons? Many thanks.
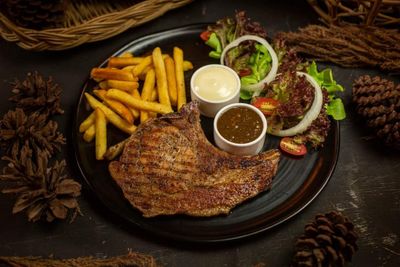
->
193;66;238;101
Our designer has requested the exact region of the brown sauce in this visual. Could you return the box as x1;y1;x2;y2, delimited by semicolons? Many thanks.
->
217;107;263;144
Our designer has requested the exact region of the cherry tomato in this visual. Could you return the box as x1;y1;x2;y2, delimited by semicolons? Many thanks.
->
200;31;211;41
252;97;279;116
279;137;307;156
239;68;252;77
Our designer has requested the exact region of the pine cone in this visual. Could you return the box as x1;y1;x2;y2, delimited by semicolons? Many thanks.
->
9;71;64;115
0;144;81;222
0;108;65;158
1;0;67;29
352;75;400;149
292;211;358;267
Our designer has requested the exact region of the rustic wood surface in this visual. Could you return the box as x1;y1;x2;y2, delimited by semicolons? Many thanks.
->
0;0;399;266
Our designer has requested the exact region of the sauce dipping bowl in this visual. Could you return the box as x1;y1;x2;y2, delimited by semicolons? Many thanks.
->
190;64;240;118
213;103;267;156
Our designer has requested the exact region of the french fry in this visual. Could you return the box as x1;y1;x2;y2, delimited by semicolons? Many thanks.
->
142;92;158;122
164;57;178;106
92;89;107;98
183;60;193;71
140;111;149;123
141;69;156;100
108;57;144;68
121;65;135;73
106;80;139;93
132;56;152;77
151;88;158;102
140;69;156;123
137;65;153;81
83;124;96;143
174;47;186;110
91;68;135;81
132;88;142;99
98;81;108;89
84;93;136;134
143;65;154;75
149;87;158;120
79;111;95;133
122;66;135;72
104;138;129;160
129;88;141;119
93;90;134;124
120;52;133;58
128;109;139;120
152;47;171;109
108;55;170;69
107;89;173;114
95;108;107;160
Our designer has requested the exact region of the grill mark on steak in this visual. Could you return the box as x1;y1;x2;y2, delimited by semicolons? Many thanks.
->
109;101;280;217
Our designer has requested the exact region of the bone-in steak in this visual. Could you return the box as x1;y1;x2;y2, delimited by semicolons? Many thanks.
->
109;102;280;217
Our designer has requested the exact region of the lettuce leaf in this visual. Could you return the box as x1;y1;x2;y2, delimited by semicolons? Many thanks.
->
205;33;222;59
326;98;346;120
307;61;346;121
240;90;253;100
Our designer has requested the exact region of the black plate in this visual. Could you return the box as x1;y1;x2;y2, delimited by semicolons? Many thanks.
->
73;24;339;242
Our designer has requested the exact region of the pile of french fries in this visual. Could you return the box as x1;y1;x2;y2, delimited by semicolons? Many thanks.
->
79;47;193;160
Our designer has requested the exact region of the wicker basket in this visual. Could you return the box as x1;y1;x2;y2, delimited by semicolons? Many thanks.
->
308;0;400;27
0;0;193;51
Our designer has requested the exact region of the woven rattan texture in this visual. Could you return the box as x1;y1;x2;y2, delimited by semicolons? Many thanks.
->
0;0;192;51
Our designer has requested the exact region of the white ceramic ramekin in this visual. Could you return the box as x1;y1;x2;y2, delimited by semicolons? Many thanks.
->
213;103;267;156
190;64;240;118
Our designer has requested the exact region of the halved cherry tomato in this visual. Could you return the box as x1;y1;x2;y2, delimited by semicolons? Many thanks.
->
252;97;279;116
200;31;211;41
239;68;252;77
279;137;307;156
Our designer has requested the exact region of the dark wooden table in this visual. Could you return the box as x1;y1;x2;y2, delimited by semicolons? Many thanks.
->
1;0;399;266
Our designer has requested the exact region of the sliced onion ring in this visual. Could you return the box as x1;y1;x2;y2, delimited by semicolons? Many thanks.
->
220;35;278;96
269;72;323;137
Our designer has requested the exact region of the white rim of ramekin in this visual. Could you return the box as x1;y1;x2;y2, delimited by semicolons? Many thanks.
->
214;103;267;147
190;64;241;104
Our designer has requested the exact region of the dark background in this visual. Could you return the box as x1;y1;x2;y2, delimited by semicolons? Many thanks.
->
0;0;399;266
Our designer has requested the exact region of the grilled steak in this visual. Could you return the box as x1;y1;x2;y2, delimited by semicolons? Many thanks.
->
109;102;280;217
